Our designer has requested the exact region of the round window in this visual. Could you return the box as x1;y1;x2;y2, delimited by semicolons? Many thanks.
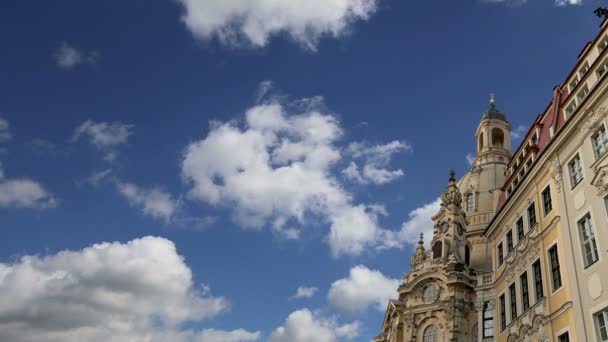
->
423;284;439;303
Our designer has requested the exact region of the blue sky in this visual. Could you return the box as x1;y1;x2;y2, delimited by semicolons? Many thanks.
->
0;0;602;341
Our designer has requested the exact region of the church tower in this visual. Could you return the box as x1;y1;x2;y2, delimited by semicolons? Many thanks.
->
375;97;513;342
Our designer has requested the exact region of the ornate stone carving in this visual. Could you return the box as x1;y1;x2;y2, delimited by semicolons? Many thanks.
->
505;230;541;284
591;165;608;196
550;158;563;194
580;106;608;136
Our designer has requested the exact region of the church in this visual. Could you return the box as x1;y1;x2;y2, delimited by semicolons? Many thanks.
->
375;19;608;342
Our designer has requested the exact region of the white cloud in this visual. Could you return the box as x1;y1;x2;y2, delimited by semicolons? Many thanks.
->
465;153;475;166
269;309;361;342
291;286;319;299
510;124;527;140
0;236;260;342
117;182;180;223
181;95;397;256
72;120;133;161
328;265;399;314
555;0;581;5
0;116;11;143
380;198;440;250
177;0;378;50
343;141;409;185
80;168;113;187
53;42;98;68
0;179;58;209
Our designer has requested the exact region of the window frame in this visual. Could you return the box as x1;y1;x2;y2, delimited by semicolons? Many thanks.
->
509;283;517;321
595;308;608;342
497;242;504;266
506;230;514;254
520;271;530;312
578;213;599;268
516;217;525;242
568;153;584;189
533;259;544;302
542;185;553;217
528;202;537;228
548;244;563;292
499;294;506;332
592;125;608;160
482;301;494;338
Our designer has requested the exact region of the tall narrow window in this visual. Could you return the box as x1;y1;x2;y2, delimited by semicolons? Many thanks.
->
542;186;552;216
483;302;494;338
433;241;442;259
592;126;608;160
528;202;537;228
520;272;530;312
595;308;608;342
506;230;513;253
499;295;506;332
516;217;525;241
509;283;517;321
558;332;570;342
533;259;544;301
568;154;584;188
549;245;563;291
579;213;599;267
423;325;438;342
466;193;474;212
464;245;470;266
497;243;504;266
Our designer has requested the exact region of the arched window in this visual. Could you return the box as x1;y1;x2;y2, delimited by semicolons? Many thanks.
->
433;241;443;259
479;132;484;151
423;325;438;342
492;128;504;149
465;245;471;266
423;284;439;303
466;193;474;212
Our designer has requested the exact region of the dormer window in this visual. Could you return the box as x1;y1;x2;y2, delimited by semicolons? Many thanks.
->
531;132;538;144
577;84;589;103
598;35;608;53
579;61;590;77
565;102;577;119
569;76;580;92
597;57;608;78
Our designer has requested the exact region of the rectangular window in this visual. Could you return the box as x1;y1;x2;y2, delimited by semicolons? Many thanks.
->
528;202;537;228
533;259;544;301
483;301;494;338
592;126;608;160
509;283;517;321
598;57;608;78
549;245;563;291
580;61;590;76
507;230;513;253
599;36;608;52
520;272;530;312
500;295;506;332
558;332;570;342
579;213;599;267
577;84;589;103
517;217;525;241
569;76;579;92
498;243;504;266
596;308;608;342
568;154;584;188
565;102;577;118
542;186;552;216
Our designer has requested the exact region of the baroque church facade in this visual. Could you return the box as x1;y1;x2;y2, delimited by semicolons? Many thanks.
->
376;19;608;342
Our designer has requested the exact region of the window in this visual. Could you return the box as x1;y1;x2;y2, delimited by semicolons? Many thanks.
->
580;61;590;76
569;76;580;92
466;192;474;211
598;57;608;78
533;259;544;301
542;186;552;216
568;154;584;188
423;284;439;303
599;36;608;52
577;84;589;103
483;302;494;337
497;243;504;266
423;325;438;342
549;245;563;291
516;217;525;241
509;283;517;321
596;308;608;342
465;245;470;266
592;126;608;160
528;202;537;228
506;230;513;253
433;241;442;259
500;295;506;332
565;102;577;118
579;213;599;267
558;332;570;342
520;272;530;312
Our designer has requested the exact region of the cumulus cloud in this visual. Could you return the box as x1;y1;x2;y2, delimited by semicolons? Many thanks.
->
342;140;410;185
291;286;319;299
177;0;378;50
466;153;476;166
269;309;361;342
555;0;581;5
383;198;441;249
72;120;133;161
53;42;99;68
0;116;11;143
0;179;58;209
117;182;180;223
0;236;260;342
328;265;399;314
181;94;401;256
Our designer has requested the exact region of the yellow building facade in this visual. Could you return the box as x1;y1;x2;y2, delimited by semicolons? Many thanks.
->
377;19;608;342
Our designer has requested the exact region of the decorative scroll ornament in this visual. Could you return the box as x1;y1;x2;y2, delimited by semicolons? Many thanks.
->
591;165;608;195
441;170;463;211
580;106;607;136
411;233;427;268
550;158;563;194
